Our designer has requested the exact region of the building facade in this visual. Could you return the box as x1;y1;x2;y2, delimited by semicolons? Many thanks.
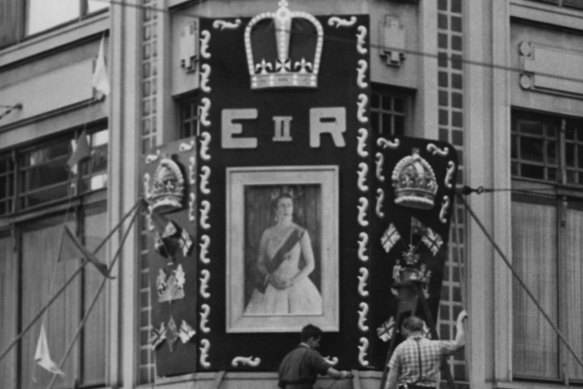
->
1;0;583;388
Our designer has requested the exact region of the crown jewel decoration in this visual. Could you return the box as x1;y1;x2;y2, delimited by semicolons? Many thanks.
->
391;148;438;210
391;245;431;297
146;158;185;213
245;0;323;89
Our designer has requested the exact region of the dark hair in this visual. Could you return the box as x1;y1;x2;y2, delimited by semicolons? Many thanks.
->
273;192;294;208
402;316;425;332
301;324;323;342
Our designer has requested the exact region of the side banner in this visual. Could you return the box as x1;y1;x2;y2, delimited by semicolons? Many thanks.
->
369;136;458;367
143;138;198;376
197;5;371;371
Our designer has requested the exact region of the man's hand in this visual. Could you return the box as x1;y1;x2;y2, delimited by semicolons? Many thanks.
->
456;310;468;325
340;370;352;379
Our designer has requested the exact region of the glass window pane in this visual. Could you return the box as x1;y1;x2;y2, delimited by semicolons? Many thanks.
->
512;201;559;379
20;220;80;388
520;137;544;162
518;120;543;136
371;92;380;108
82;210;107;385
548;168;557;181
521;164;545;180
563;206;583;379
566;143;575;167
0;235;17;388
26;0;79;35
546;141;557;164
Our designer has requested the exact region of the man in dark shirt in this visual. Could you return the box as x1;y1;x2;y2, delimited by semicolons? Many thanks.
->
278;324;351;389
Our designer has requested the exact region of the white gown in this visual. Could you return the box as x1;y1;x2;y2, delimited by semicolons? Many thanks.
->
244;228;322;316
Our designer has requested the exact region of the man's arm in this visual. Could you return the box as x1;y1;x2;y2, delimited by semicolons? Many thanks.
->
385;368;399;389
452;310;468;349
326;367;351;379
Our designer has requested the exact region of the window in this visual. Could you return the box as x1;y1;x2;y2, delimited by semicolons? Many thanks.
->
370;85;410;137
511;109;583;382
0;204;108;389
0;124;109;389
178;94;200;139
0;123;108;215
0;0;108;49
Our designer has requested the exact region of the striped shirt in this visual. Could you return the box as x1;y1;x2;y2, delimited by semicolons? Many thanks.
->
388;335;460;388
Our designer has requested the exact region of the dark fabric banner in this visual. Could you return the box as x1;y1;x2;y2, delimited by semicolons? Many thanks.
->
198;7;371;372
143;138;198;376
368;136;458;368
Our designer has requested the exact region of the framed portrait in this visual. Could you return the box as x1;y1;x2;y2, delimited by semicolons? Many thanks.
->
226;166;339;333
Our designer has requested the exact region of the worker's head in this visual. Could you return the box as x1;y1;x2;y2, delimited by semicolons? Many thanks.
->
401;315;425;336
301;324;323;348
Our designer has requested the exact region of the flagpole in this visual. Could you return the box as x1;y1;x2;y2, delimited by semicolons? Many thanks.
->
457;193;583;372
47;205;140;389
0;199;143;364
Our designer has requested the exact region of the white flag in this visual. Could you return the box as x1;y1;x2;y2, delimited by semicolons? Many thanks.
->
34;324;65;376
92;36;110;97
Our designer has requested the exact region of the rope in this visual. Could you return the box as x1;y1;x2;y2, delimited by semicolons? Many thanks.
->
457;193;583;372
0;199;143;364
46;204;141;388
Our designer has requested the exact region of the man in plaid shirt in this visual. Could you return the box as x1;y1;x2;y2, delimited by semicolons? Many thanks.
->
385;310;468;389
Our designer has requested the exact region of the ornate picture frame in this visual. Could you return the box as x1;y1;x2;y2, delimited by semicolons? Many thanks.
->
226;166;339;333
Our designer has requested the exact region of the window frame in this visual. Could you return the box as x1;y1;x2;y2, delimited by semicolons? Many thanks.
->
370;83;413;138
511;108;583;384
0;0;109;50
0;120;108;218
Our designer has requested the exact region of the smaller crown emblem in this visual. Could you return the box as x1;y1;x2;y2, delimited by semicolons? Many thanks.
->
392;148;438;210
245;0;323;89
146;157;185;213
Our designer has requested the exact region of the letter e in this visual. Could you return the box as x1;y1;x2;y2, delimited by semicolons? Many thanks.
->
222;109;258;149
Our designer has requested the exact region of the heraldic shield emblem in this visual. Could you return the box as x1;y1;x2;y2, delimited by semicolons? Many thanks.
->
368;136;458;368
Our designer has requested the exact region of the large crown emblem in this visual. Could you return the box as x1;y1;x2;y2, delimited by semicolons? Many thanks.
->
392;148;438;210
245;0;323;89
146;157;185;213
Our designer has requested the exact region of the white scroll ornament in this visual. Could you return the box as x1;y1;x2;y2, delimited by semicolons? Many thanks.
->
231;356;261;367
445;161;456;189
358;302;369;332
199;339;211;368
200;165;211;195
328;16;357;28
375;152;385;182
357;162;369;192
200;269;211;299
358;337;369;366
356;59;368;89
357;94;369;123
376;188;385;218
427;143;449;157
357;197;369;227
200;30;211;59
200;132;211;161
377;137;400;150
200;64;212;93
357;128;369;157
357;232;369;262
200;304;211;333
213;19;242;30
200;200;211;230
199;98;211;127
356;25;368;55
440;195;450;224
357;267;369;297
199;234;211;264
